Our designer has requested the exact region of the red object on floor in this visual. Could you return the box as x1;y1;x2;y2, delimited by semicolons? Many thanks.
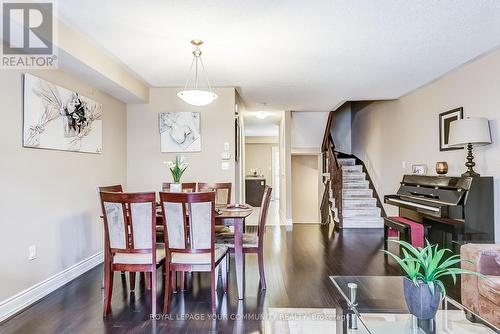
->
388;217;425;248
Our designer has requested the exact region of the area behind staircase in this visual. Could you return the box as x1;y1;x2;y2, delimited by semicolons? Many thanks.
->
337;158;383;228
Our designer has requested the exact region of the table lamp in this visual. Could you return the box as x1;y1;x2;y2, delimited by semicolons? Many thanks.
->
448;117;491;177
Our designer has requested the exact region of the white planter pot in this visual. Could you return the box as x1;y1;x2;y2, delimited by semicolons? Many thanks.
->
170;183;182;192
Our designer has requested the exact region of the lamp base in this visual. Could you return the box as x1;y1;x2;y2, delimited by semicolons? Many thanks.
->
462;143;480;177
461;170;480;177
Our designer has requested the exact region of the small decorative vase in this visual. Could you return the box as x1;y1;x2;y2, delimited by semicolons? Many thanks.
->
436;162;448;175
403;277;441;320
169;183;182;192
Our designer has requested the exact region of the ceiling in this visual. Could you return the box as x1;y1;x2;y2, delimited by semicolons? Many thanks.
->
57;1;500;111
244;112;282;137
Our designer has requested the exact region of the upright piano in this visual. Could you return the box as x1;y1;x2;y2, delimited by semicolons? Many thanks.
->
384;175;494;253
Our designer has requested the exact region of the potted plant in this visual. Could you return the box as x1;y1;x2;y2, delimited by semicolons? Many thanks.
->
164;156;188;192
384;240;482;319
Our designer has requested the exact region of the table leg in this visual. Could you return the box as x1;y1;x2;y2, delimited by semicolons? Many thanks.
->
234;218;245;299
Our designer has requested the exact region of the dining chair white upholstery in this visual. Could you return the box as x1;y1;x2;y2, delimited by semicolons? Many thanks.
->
159;191;228;314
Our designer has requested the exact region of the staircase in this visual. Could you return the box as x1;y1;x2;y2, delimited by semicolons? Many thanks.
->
337;158;383;228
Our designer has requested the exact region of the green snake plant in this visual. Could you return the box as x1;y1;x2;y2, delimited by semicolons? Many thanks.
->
383;239;484;296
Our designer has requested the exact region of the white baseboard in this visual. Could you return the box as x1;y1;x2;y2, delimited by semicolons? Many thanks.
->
0;251;104;323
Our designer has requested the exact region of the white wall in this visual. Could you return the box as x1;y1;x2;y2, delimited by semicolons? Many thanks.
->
0;70;127;302
127;87;236;198
292;155;321;223
291;111;329;149
352;47;500;242
279;111;292;224
245;142;278;185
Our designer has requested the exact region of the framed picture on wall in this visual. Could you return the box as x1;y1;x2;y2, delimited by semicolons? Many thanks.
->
439;107;463;151
411;164;428;175
22;74;103;153
159;112;201;152
235;116;240;162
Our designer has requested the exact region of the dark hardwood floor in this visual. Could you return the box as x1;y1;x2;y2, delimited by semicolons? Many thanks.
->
0;224;458;334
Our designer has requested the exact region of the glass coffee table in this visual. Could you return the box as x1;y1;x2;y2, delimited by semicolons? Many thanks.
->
330;276;499;334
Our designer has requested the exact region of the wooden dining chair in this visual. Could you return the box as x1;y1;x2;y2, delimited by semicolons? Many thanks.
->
99;191;165;317
159;182;198;244
161;182;197;192
98;185;123;193
197;182;232;205
216;186;272;290
198;182;232;234
97;185;151;290
159;191;228;314
97;185;133;287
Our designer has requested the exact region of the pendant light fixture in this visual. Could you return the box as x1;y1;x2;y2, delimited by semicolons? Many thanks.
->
177;39;218;106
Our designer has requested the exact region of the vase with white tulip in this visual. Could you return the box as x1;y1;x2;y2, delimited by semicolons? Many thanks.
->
164;156;188;192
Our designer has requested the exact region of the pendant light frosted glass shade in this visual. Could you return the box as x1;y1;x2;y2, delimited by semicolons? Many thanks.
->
178;40;218;106
177;90;217;106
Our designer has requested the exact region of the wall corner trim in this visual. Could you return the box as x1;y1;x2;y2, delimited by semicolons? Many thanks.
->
0;251;104;323
281;217;293;226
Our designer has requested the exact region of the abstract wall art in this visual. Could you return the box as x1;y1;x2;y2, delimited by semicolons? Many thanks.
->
159;112;201;152
23;74;103;153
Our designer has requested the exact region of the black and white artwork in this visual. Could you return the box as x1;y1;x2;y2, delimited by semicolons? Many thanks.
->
23;74;103;153
439;107;463;151
159;112;201;152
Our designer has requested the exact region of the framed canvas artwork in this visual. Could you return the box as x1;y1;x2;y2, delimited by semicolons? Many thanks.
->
159;112;201;152
23;74;103;153
439;107;463;151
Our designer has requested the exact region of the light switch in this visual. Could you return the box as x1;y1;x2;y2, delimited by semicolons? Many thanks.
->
224;142;230;151
402;161;406;169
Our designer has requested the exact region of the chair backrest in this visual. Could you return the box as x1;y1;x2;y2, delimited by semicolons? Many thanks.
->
159;191;216;256
257;186;273;244
98;185;123;193
198;182;232;205
161;182;197;193
99;192;157;263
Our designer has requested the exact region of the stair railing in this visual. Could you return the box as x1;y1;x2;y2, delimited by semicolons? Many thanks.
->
320;111;343;227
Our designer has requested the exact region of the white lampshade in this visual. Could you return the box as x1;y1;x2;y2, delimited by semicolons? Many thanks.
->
448;117;491;147
177;90;218;106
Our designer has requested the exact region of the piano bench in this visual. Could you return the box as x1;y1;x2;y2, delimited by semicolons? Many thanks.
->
384;217;410;256
384;217;426;255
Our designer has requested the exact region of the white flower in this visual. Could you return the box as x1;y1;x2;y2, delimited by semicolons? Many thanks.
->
163;161;175;168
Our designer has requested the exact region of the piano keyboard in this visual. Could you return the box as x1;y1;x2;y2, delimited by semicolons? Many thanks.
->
386;198;440;212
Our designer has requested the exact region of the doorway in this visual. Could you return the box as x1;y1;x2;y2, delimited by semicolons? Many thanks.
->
241;111;283;225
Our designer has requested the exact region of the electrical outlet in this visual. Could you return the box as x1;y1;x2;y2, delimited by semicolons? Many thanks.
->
28;245;36;260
